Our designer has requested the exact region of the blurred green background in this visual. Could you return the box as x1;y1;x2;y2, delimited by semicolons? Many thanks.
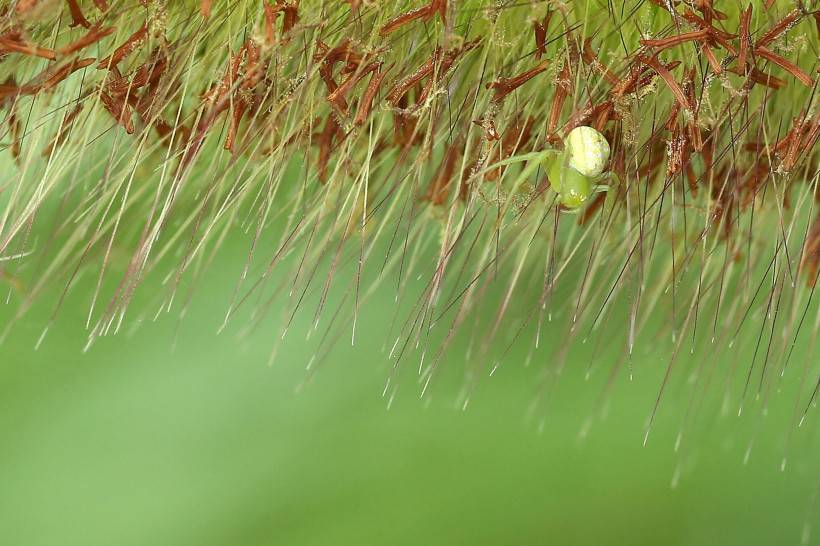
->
2;235;820;546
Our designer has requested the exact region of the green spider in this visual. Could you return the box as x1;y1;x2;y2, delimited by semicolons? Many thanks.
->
542;126;615;210
480;126;616;212
484;126;617;213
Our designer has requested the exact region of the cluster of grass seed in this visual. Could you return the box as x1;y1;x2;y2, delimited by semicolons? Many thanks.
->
0;0;819;420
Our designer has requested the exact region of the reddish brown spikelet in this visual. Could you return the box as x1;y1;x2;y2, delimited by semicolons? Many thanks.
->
353;65;390;127
106;49;168;96
181;44;252;166
97;23;148;69
664;97;681;131
547;63;571;137
380;5;431;36
264;1;300;41
701;43;722;74
683;70;702;151
314;114;343;182
263;4;277;43
593;102;613;131
280;1;300;34
201;0;212;18
640;29;709;51
224;105;244;152
737;4;752;69
413;38;479;107
386;50;438;107
0;34;57;60
728;65;785;88
327;61;381;116
701;130;715;180
680;10;737;54
611;63;642;97
442;38;480;68
242;40;264;91
14;57;96;97
59;24;116;56
581;39;620;86
613;60;680;97
567;100;613;133
533;10;553;60
314;39;364;71
777;113;819;172
694;0;727;23
99;90;135;134
756;9;802;48
638;55;691;112
681;9;736;40
781;117;805;172
503;116;535;155
772;126;795;156
136;103;174;140
379;0;447;36
666;125;689;177
708;29;737;56
224;40;265;151
486;60;549;104
754;46;813;87
314;39;365;102
1;75;15;102
121;76;176;140
66;0;91;28
432;0;447;25
93;0;109;11
46;59;96;90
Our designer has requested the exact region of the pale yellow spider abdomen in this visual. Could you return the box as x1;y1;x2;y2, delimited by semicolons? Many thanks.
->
565;126;611;178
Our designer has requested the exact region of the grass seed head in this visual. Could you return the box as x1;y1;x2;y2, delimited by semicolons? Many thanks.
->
0;0;818;423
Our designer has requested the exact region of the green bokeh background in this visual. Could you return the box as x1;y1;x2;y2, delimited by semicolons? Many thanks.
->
2;234;820;546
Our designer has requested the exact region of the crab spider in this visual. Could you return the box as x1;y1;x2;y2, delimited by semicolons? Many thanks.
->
477;126;615;212
542;126;614;210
